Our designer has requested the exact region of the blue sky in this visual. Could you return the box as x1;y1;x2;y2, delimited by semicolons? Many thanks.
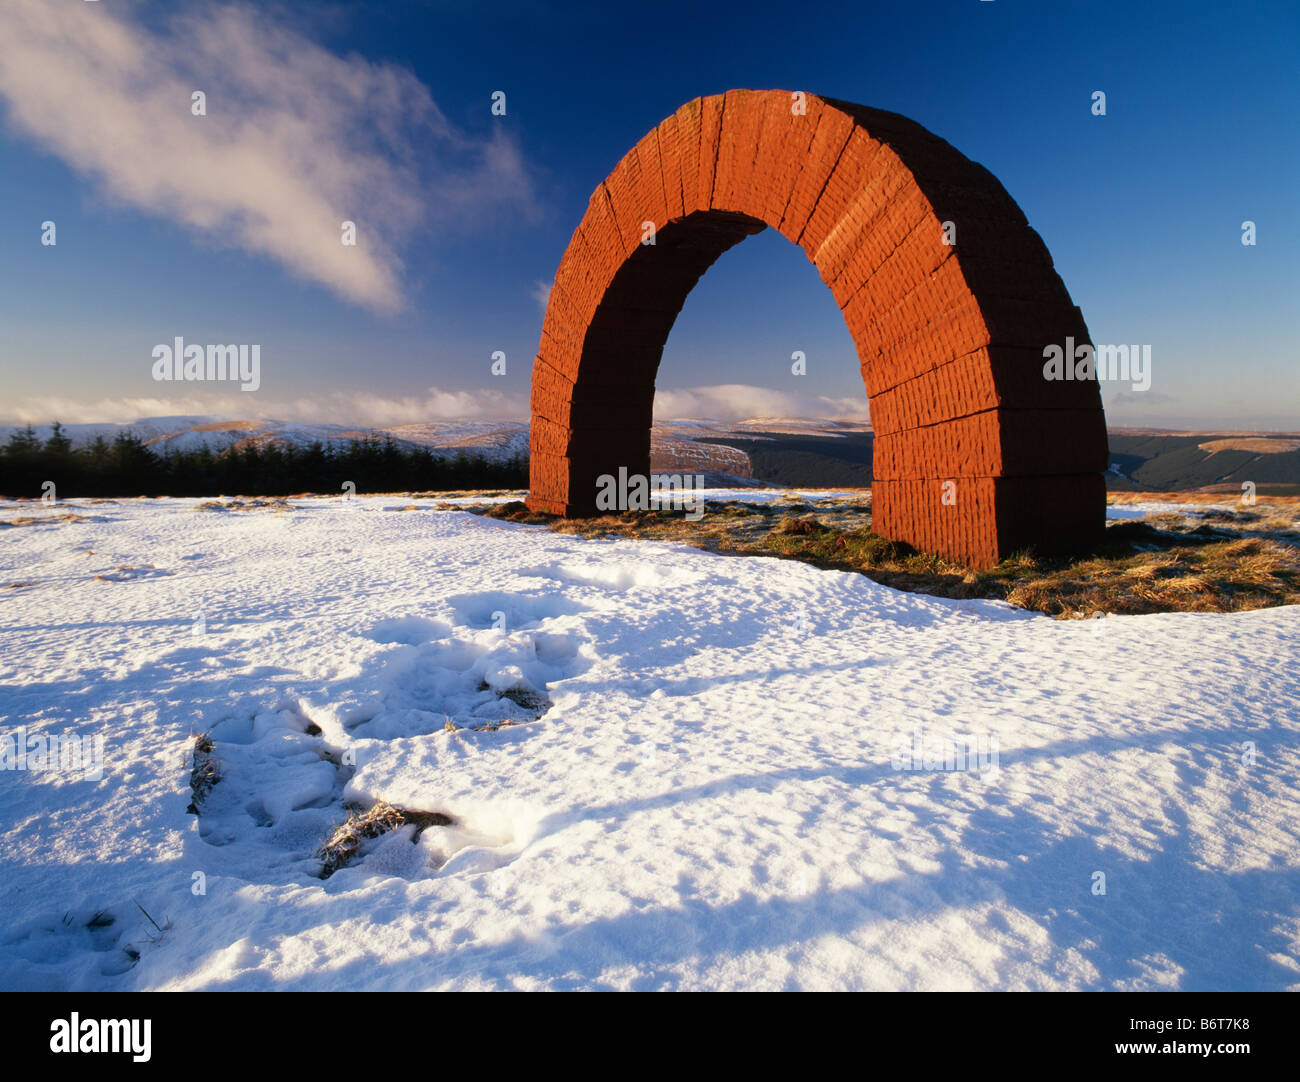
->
0;0;1295;429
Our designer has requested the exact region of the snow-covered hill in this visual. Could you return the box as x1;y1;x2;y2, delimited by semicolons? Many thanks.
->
0;417;533;463
0;416;875;478
0;495;1296;990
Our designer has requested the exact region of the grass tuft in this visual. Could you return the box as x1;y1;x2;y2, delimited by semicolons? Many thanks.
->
315;799;455;878
186;731;220;813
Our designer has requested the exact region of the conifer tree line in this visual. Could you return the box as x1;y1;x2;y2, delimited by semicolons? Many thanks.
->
0;423;528;497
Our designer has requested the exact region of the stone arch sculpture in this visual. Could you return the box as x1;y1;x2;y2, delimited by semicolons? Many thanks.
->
527;89;1107;567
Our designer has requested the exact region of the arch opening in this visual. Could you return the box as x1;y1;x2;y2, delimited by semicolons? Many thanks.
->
528;90;1107;567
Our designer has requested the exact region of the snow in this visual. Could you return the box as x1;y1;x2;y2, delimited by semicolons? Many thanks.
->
1;414;868;464
0;417;532;462
1106;500;1236;520
1;495;1297;991
688;487;862;503
372;488;860;508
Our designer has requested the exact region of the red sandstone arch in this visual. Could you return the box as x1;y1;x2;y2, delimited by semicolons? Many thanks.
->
527;90;1107;567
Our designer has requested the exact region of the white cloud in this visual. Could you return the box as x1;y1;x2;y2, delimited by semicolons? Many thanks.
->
280;388;528;425
653;384;869;422
531;279;553;311
0;395;224;426
4;383;866;427
1;387;529;427
0;1;536;313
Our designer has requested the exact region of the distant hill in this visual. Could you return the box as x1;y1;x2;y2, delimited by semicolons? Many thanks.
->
694;431;875;486
5;416;1298;494
1107;430;1300;495
689;424;1300;493
0;417;530;464
687;424;1300;492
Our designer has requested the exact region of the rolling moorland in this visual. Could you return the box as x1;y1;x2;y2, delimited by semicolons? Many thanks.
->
4;414;1297;622
3;417;1298;495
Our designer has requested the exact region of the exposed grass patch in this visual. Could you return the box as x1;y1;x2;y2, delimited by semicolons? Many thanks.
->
496;685;549;712
0;511;88;527
186;731;221;814
471;719;529;732
194;497;294;512
316;799;455;878
470;677;551;720
477;493;1300;617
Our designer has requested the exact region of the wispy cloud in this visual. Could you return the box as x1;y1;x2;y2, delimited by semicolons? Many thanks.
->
531;279;553;311
0;387;530;427
3;383;868;427
653;384;870;422
0;395;227;427
0;1;536;313
282;388;529;425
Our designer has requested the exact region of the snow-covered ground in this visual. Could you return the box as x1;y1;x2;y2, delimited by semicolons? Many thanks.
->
1;496;1297;990
1105;500;1237;520
421;488;861;506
